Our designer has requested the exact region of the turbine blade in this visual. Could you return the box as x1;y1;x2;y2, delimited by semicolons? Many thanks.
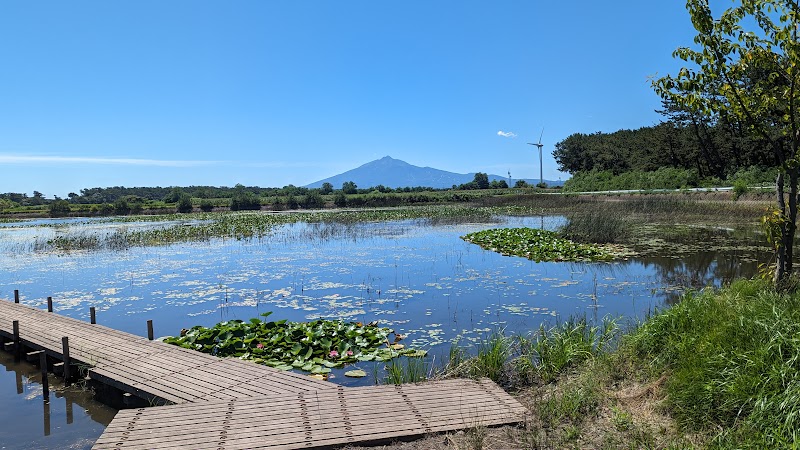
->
538;128;544;145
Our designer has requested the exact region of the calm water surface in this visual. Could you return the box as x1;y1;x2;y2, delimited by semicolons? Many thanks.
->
0;214;768;448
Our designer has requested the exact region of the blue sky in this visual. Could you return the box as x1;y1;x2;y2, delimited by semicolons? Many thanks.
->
0;1;698;197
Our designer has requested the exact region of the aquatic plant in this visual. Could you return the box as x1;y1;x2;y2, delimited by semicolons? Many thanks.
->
163;312;426;375
461;228;617;262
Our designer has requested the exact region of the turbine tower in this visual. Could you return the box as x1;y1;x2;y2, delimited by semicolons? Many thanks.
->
527;128;544;186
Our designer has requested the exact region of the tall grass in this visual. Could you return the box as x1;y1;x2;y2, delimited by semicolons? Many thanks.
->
623;278;800;447
559;211;634;244
516;317;619;383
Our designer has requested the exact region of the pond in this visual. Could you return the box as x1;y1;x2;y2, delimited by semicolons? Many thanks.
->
0;212;771;449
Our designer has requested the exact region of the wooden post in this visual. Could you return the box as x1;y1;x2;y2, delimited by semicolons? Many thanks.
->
61;337;71;384
47;297;53;313
147;320;154;341
12;320;20;361
40;351;49;402
90;307;96;324
14;289;19;303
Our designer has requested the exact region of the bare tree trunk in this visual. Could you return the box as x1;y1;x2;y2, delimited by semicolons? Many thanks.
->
775;172;788;284
786;168;798;276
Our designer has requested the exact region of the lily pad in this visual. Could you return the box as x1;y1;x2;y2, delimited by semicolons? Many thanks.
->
344;369;367;378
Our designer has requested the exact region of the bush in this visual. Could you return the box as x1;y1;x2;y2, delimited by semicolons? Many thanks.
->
300;191;325;209
333;192;347;207
114;198;131;215
733;179;749;200
49;199;71;217
199;199;214;212
230;192;261;211
176;194;193;213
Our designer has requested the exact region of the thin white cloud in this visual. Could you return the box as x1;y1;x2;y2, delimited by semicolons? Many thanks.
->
0;154;220;167
497;130;517;138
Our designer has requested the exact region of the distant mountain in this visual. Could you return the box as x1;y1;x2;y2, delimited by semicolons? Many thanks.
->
305;156;563;189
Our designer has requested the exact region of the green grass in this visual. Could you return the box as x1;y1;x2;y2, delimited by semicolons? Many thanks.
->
559;210;634;244
622;278;800;448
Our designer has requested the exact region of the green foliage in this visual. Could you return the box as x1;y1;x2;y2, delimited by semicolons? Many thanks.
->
300;191;324;209
732;179;749;201
461;228;616;262
176;194;193;213
535;182;548;189
48;199;71;217
341;181;357;194
514;180;529;188
199;199;214;212
563;168;707;192
229;190;261;211
163;312;425;375
473;172;490;189
517;317;619;383
320;182;333;195
623;279;800;447
333;191;347;207
653;0;800;284
114;198;131;215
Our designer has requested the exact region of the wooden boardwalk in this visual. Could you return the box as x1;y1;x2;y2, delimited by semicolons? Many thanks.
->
0;299;333;405
93;379;527;450
0;297;527;449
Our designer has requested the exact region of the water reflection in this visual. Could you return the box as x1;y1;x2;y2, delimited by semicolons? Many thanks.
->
0;351;115;450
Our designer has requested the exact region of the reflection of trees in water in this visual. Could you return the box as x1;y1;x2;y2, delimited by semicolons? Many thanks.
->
635;250;770;305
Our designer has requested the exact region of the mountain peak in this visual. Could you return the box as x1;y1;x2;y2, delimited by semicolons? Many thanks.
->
305;156;560;189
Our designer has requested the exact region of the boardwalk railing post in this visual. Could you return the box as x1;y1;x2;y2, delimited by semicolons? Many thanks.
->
40;351;49;402
90;307;96;324
47;297;53;313
147;320;154;341
62;337;71;384
14;289;19;303
12;320;20;361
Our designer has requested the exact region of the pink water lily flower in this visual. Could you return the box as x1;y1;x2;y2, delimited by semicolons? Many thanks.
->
329;350;339;358
256;343;264;349
346;350;354;357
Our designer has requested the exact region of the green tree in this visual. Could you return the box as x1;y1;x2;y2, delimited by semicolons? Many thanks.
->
653;0;800;284
514;180;529;188
301;191;325;209
341;181;358;194
320;182;334;195
49;199;71;217
473;172;490;189
114;198;131;215
176;194;193;213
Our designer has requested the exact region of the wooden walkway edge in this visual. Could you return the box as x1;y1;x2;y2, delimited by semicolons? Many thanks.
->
93;379;527;450
0;296;528;449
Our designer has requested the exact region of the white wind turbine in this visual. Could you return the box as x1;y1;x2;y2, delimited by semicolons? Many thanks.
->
527;128;545;186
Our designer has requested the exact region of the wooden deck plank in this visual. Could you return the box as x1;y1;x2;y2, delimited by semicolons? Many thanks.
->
92;379;526;450
2;299;528;450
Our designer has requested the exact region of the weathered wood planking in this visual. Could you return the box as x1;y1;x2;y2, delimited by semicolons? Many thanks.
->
2;298;528;450
0;299;335;405
92;379;528;450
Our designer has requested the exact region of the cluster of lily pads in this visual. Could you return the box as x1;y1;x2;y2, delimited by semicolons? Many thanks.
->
461;228;616;262
163;312;425;377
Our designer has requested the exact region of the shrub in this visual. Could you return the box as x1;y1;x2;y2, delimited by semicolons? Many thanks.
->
114;198;131;215
48;199;71;217
176;194;193;213
333;192;347;207
732;179;749;200
301;191;325;209
230;192;261;211
199;199;214;212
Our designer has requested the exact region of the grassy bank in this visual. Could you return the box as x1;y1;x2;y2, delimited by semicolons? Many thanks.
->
380;279;800;449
